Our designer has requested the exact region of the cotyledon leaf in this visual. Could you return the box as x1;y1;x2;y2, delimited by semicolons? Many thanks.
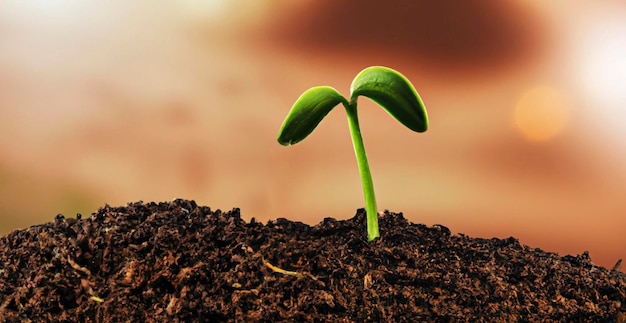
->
350;66;428;132
278;86;347;145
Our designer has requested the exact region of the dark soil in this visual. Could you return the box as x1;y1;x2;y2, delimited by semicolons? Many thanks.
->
0;199;624;322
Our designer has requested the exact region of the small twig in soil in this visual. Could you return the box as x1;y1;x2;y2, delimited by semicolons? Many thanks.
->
612;259;623;272
261;257;302;277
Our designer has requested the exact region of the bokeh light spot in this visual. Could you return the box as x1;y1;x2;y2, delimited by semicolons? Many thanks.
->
573;12;626;150
514;85;569;142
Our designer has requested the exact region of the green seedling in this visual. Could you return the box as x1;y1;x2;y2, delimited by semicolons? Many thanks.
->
277;66;429;242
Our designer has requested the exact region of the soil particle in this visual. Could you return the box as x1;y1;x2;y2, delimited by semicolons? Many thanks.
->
0;199;624;322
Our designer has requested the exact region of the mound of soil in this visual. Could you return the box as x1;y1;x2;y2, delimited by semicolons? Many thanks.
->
0;199;624;322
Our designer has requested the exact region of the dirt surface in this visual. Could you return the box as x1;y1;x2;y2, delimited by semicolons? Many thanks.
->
0;199;624;322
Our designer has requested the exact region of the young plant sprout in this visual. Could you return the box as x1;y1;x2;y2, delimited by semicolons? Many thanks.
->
277;66;428;241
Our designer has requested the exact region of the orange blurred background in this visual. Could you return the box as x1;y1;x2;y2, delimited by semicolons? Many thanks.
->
0;1;624;271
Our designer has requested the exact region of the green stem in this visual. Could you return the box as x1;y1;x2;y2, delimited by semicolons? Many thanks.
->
344;100;379;241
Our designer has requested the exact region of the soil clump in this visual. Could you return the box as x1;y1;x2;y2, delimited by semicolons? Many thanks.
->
1;199;624;321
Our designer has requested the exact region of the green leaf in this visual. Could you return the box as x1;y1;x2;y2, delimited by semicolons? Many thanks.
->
350;66;428;132
278;86;347;145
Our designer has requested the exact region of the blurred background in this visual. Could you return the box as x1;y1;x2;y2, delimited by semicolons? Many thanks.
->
0;0;624;271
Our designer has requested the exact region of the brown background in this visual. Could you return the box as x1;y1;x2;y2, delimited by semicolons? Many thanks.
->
0;1;624;271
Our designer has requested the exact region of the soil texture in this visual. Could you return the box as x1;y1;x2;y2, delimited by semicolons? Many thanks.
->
0;199;625;322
